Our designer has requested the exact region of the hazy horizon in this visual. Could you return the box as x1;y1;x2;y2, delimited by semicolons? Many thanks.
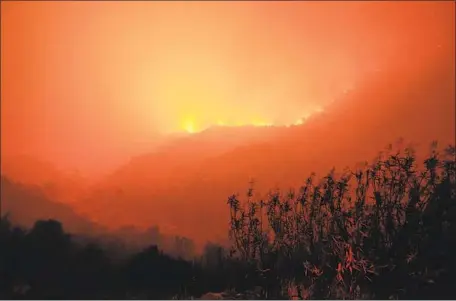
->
1;2;456;299
2;1;454;176
1;0;455;248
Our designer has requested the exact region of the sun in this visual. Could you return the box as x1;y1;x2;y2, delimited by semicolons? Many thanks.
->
184;120;195;134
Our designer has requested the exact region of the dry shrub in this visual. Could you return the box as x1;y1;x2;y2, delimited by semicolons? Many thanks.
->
227;142;456;299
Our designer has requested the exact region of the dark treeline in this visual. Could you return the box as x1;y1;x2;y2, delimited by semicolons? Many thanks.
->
0;174;199;262
1;142;455;299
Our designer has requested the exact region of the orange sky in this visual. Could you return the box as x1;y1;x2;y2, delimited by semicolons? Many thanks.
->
1;1;454;176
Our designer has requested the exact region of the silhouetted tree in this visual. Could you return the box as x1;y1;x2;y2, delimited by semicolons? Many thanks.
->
227;142;456;299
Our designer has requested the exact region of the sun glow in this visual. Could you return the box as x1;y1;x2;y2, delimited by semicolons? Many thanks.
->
294;118;304;125
251;120;273;127
183;120;196;134
177;106;326;134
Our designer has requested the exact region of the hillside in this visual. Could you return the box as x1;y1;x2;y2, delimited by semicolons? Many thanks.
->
0;176;101;235
0;155;91;209
73;49;455;246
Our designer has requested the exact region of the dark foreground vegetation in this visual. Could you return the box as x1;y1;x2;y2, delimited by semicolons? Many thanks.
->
1;143;455;299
